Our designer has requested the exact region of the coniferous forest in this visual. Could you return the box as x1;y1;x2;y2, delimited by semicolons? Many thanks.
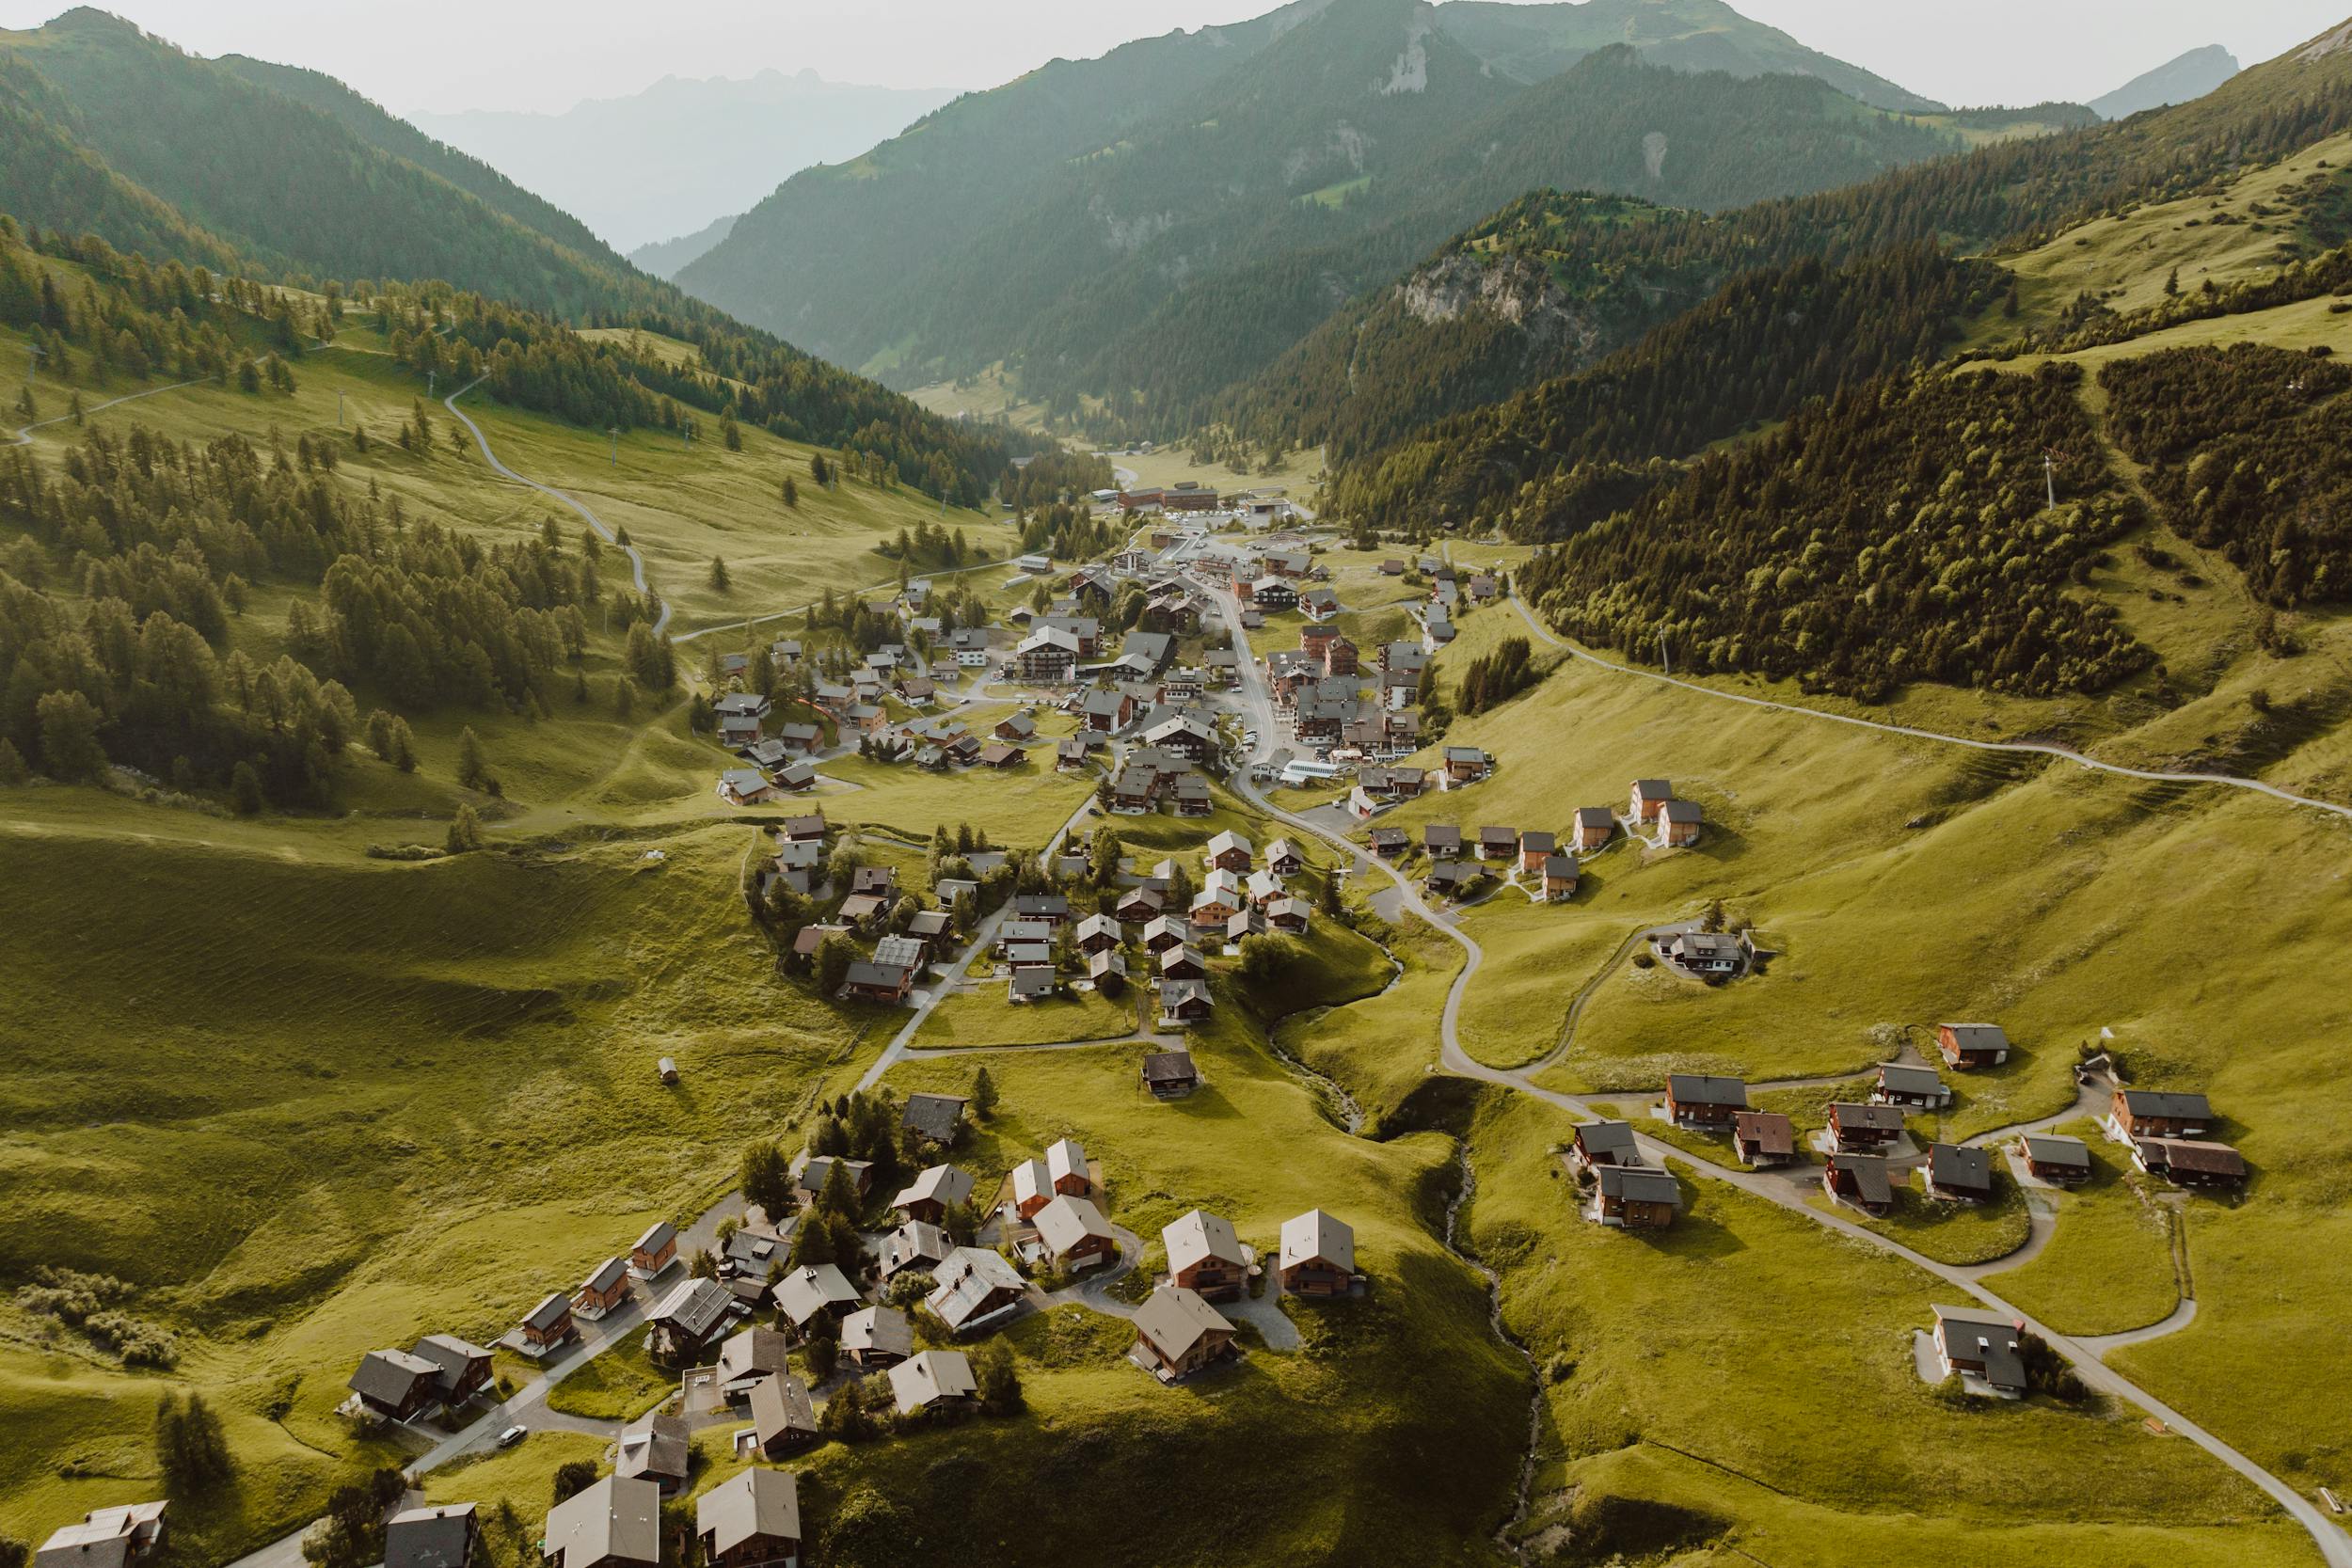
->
1516;364;2153;701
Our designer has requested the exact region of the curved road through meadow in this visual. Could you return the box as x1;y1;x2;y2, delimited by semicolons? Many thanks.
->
1507;595;2352;824
444;378;669;635
1206;578;2352;1567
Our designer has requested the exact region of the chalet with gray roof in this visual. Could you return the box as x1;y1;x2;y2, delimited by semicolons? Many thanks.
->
614;1414;692;1497
841;1304;915;1369
890;1349;978;1415
1571;1121;1639;1170
384;1504;476;1568
902;1092;968;1147
925;1245;1029;1334
893;1164;976;1224
696;1466;800;1568
1873;1062;1952;1110
2019;1133;2092;1185
542;1475;660;1568
1133;1286;1238;1381
1594;1164;1681;1228
646;1277;737;1365
1663;1074;1747;1128
1279;1209;1355;1297
747;1372;819;1458
1925;1142;1995;1203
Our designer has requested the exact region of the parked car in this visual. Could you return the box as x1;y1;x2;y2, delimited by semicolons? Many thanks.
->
499;1425;528;1448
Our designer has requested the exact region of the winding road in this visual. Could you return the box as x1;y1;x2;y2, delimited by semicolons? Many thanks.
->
444;378;670;636
1201;574;2352;1567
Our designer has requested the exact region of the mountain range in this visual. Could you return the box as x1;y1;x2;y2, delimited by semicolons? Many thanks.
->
675;0;1975;424
411;69;958;253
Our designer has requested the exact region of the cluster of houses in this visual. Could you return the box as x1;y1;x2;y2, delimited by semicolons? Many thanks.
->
1266;631;1423;761
1407;554;1500;649
1356;780;1708;909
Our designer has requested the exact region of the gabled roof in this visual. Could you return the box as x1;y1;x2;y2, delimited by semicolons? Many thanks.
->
772;1263;859;1325
1034;1193;1114;1258
1163;1209;1245;1275
1938;1022;2010;1052
1597;1164;1681;1207
1135;1285;1233;1362
615;1415;692;1483
903;1092;968;1142
888;1348;977;1413
1831;1101;1906;1132
349;1348;439;1406
1661;800;1702;823
1928;1143;1994;1191
1827;1152;1894;1204
697;1466;800;1557
649;1277;735;1340
1665;1073;1748;1109
543;1475;661;1568
2021;1133;2091;1167
748;1371;818;1445
1142;1049;1198;1084
581;1256;629;1294
1575;1121;1638;1160
925;1246;1029;1331
1865;1065;1942;1101
1632;778;1673;799
715;1326;790;1383
1732;1111;1796;1154
523;1291;572;1332
1279;1209;1354;1275
384;1504;475;1568
842;1305;914;1360
2121;1088;2214;1120
1011;1157;1051;1207
893;1164;975;1212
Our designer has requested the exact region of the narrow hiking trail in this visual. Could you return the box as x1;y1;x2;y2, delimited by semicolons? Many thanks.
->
444;378;670;636
1201;578;2352;1568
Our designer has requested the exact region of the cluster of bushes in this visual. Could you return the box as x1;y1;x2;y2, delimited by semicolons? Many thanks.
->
15;1265;177;1367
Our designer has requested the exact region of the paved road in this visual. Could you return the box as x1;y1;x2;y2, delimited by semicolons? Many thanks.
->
1204;578;2352;1566
853;786;1104;1094
443;379;669;636
1507;594;2352;825
8;372;218;447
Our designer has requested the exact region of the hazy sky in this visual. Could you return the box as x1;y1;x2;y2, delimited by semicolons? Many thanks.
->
0;0;2342;117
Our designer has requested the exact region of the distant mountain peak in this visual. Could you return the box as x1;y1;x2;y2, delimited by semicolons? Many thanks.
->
2089;42;2238;120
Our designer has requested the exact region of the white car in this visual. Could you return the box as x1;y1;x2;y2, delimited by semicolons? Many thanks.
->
498;1425;527;1449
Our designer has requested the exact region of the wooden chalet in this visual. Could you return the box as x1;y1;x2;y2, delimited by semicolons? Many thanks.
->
1822;1153;1896;1215
1828;1101;1906;1153
1163;1209;1248;1301
1936;1022;2011;1069
696;1466;800;1568
1278;1209;1355;1297
1663;1073;1747;1129
1142;1049;1200;1099
1731;1111;1798;1167
2109;1088;2215;1142
1594;1164;1681;1229
1132;1286;1238;1381
2018;1133;2092;1186
1923;1142;1995;1203
1571;1121;1639;1170
2134;1137;2249;1190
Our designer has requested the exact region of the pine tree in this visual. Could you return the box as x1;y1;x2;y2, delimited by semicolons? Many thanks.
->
456;726;491;791
970;1066;998;1120
783;475;800;509
230;761;264;814
709;556;731;593
389;718;419;772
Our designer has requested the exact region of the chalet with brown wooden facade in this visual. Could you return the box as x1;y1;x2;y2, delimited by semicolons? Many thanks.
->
1663;1074;1747;1129
1936;1022;2011;1069
1593;1164;1681;1229
1731;1111;1798;1167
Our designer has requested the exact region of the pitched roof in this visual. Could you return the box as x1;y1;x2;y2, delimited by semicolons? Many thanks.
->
925;1246;1029;1331
384;1504;476;1568
1597;1164;1681;1207
697;1467;800;1557
2121;1088;2214;1121
1938;1022;2010;1053
1877;1062;1947;1097
614;1415;691;1483
1141;1049;1198;1085
1732;1111;1796;1155
1928;1142;1994;1191
1832;1101;1906;1132
1828;1153;1894;1204
1034;1194;1114;1258
1134;1285;1233;1362
348;1348;438;1406
902;1092;968;1142
1632;778;1673;798
648;1277;735;1341
1575;1121;1638;1160
842;1305;914;1360
714;1326;790;1384
1163;1209;1245;1275
581;1256;629;1294
1046;1136;1088;1185
771;1263;859;1324
543;1475;661;1568
748;1371;818;1445
1279;1209;1354;1275
888;1348;978;1413
1010;1158;1050;1208
1665;1073;1748;1108
893;1164;975;1212
2021;1133;2091;1167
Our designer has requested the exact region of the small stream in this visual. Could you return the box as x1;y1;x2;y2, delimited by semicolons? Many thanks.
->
1444;1148;1545;1565
1272;1041;1365;1133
